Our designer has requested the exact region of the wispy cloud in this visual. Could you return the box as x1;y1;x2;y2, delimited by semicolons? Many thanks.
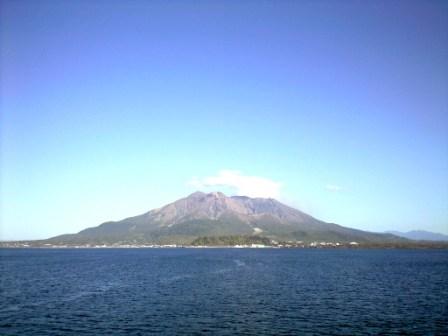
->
188;170;282;198
325;184;343;192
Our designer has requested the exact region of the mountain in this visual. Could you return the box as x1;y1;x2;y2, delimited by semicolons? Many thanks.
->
386;230;448;242
48;191;404;245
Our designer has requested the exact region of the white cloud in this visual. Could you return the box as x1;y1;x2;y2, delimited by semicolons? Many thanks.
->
325;184;342;192
188;170;282;198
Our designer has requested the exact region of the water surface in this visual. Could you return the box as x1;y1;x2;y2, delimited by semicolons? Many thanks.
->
1;248;447;335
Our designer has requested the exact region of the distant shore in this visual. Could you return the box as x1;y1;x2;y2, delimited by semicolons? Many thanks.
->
2;241;448;249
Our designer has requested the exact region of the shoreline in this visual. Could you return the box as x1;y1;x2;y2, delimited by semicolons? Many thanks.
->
1;243;448;250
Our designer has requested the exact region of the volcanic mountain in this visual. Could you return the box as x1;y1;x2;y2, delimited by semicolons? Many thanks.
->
48;191;403;245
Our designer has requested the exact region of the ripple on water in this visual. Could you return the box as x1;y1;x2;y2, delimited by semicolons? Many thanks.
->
0;248;447;335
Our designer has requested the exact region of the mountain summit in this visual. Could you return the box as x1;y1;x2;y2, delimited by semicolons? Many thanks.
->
49;191;402;245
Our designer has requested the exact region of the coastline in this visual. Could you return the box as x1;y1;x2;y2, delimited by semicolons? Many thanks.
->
2;242;448;249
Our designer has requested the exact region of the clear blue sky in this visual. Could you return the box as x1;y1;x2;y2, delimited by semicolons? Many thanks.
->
1;0;447;240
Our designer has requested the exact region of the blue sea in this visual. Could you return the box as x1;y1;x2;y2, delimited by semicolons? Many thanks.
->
1;248;447;335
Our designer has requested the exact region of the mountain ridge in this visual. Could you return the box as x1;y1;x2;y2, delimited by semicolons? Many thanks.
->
386;230;448;242
46;191;405;245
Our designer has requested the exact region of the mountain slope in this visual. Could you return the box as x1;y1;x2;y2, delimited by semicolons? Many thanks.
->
386;230;448;242
48;191;405;245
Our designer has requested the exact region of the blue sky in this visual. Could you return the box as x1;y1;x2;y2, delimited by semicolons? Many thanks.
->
1;0;447;240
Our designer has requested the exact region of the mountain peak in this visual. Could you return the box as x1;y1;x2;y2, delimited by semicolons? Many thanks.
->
188;191;227;198
207;191;226;198
188;191;207;198
54;191;408;245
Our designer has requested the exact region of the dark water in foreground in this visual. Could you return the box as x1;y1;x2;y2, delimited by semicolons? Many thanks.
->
1;249;447;335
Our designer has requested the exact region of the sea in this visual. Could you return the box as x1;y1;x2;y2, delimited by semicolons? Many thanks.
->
1;248;447;335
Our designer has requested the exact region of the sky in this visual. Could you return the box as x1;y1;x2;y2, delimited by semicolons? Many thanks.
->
1;0;447;240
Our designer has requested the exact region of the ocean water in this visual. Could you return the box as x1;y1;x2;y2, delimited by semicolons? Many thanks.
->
0;248;447;335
